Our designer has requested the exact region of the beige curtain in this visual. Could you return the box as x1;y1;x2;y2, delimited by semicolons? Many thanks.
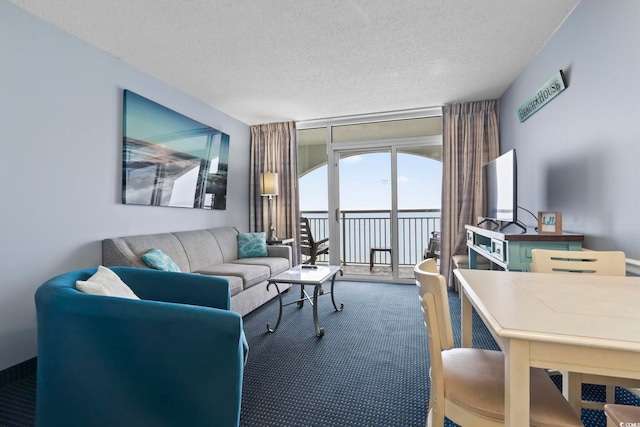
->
250;122;300;265
440;100;499;289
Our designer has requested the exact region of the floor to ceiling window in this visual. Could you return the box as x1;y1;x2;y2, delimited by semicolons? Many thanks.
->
298;110;442;282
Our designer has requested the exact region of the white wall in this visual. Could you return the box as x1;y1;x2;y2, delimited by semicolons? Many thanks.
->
500;0;640;259
0;1;251;370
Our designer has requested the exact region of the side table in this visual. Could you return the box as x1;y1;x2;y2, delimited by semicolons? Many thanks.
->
266;238;294;245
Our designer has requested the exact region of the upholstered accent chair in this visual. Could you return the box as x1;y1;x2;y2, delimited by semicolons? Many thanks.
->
35;267;247;427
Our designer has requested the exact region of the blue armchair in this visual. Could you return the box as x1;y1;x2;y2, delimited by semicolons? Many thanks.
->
35;267;248;427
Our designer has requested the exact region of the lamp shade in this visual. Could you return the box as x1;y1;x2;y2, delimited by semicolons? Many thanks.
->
260;172;279;196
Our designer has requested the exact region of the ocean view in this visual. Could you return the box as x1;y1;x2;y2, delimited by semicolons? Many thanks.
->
301;210;441;266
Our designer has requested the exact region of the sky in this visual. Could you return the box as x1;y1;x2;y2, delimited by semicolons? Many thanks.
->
300;152;442;212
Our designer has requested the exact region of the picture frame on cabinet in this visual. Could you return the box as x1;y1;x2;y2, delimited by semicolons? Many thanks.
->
538;211;562;234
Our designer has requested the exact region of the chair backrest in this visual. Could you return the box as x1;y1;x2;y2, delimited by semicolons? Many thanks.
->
300;217;316;248
414;259;454;351
414;259;454;410
531;249;626;276
416;257;438;274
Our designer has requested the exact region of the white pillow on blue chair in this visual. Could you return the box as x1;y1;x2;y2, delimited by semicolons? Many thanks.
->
76;265;140;300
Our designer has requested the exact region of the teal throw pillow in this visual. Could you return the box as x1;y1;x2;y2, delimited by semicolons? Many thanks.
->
142;248;181;272
238;232;268;258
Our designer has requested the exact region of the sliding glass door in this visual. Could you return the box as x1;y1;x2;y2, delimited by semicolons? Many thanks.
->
298;112;443;282
395;148;442;279
336;149;393;278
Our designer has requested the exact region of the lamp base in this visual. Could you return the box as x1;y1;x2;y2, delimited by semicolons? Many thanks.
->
267;195;277;241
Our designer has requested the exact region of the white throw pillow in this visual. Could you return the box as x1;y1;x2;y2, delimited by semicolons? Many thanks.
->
76;266;140;300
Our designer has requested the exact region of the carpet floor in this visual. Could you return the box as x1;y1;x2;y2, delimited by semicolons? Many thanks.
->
0;280;638;426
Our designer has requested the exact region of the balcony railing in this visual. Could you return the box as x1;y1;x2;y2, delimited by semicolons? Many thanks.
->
301;210;441;266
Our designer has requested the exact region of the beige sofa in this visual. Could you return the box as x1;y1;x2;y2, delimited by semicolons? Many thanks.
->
102;226;291;316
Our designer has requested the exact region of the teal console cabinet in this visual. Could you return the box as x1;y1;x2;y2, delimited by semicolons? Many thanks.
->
465;225;584;271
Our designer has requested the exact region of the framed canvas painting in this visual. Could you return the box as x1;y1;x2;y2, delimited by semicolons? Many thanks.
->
122;90;229;210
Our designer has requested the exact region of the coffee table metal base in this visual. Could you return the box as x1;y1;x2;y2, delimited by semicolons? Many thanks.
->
266;267;343;337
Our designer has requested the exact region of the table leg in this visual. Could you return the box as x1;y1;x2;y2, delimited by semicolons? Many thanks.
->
563;371;583;414
313;285;324;337
266;282;283;333
469;248;478;269
461;288;473;348
330;270;344;312
504;339;530;426
369;249;374;271
298;284;305;308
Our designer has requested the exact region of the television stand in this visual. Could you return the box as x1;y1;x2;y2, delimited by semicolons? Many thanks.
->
477;218;500;230
464;224;584;271
499;221;527;234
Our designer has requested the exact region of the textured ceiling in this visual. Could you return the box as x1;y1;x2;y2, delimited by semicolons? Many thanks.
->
8;0;580;125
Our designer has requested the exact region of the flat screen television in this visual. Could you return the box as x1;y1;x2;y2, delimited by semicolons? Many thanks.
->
482;149;517;224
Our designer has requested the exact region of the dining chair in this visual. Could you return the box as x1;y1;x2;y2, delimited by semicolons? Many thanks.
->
604;404;640;427
530;248;626;275
414;259;583;427
530;248;638;411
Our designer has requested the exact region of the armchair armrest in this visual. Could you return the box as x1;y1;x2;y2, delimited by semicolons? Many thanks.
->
316;237;329;245
112;267;231;310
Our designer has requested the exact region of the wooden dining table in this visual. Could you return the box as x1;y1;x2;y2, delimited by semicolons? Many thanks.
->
453;268;640;426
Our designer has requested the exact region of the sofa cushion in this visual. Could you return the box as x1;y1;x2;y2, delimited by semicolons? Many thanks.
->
76;266;140;300
231;257;290;276
237;232;268;258
208;275;244;297
174;230;225;272
196;263;270;289
142;248;181;272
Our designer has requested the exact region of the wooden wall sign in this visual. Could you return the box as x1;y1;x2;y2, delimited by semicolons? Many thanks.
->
517;70;567;123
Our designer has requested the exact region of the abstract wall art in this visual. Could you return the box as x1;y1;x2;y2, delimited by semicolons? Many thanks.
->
122;90;230;210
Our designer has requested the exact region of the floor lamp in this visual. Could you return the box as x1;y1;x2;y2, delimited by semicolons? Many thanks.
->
260;172;278;241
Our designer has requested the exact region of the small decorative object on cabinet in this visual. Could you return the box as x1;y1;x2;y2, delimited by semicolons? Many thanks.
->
538;211;562;234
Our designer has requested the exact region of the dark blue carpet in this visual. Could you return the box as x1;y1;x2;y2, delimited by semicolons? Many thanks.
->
240;281;440;426
0;373;36;426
